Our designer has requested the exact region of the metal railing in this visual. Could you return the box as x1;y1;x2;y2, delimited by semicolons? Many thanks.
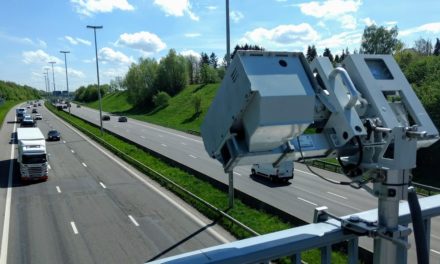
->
147;194;440;264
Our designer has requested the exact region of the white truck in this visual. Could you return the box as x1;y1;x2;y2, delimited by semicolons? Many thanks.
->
251;161;294;183
16;128;48;181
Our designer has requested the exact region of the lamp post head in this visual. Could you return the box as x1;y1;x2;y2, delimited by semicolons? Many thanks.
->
87;25;103;29
60;50;70;54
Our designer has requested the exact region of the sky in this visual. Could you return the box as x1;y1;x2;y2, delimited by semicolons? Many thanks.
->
1;0;439;92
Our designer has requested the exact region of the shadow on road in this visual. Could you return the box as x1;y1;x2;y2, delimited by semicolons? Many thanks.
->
146;217;221;262
0;159;44;188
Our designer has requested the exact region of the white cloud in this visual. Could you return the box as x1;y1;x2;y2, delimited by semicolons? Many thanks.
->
362;17;375;26
154;0;199;21
184;33;201;38
65;36;91;46
99;47;134;65
240;23;320;48
297;0;361;29
70;0;134;16
179;49;201;58
317;31;362;50
117;31;166;54
0;33;47;48
52;66;85;78
37;39;47;48
206;5;217;11
101;67;128;79
230;11;244;23
22;50;62;64
400;23;440;37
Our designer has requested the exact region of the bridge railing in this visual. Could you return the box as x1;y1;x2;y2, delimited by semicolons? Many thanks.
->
147;194;440;264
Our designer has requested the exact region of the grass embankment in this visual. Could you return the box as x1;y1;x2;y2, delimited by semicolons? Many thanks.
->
46;102;348;263
85;84;219;133
0;101;19;129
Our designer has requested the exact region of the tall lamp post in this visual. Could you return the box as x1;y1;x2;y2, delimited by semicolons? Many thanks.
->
60;50;70;97
226;0;231;67
45;67;50;98
87;25;104;135
43;72;48;94
48;61;56;92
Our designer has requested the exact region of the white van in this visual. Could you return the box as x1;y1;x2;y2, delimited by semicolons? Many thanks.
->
251;161;294;183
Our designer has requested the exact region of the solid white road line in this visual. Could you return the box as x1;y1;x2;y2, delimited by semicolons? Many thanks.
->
233;172;242;176
297;197;318;206
56;186;62;193
49;112;230;244
70;222;79;234
82;162;87;167
189;155;197;159
431;249;440;255
48;164;52;170
327;192;347;200
0;118;16;264
99;182;107;189
128;215;140;227
432;234;440;240
63;140;66;144
161;144;167;147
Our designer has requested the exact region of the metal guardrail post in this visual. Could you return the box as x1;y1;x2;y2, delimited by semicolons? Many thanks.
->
425;218;431;251
348;238;359;264
291;254;301;264
320;245;331;264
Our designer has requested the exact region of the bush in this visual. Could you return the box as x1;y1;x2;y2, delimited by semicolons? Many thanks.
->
192;94;202;114
152;91;170;108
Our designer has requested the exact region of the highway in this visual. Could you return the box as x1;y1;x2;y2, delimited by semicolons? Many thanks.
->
0;104;233;264
66;102;440;263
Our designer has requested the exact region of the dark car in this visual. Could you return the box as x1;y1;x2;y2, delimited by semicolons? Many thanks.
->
118;116;127;122
47;130;61;141
76;104;81;108
102;115;110;121
32;108;38;113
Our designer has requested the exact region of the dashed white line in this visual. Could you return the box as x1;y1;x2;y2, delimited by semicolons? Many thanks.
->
327;192;347;200
158;135;163;138
82;162;87;167
189;155;197;159
71;149;75;153
140;136;146;139
233;172;242;176
128;215;139;227
161;144;167;147
70;222;79;234
297;197;318;206
431;249;440;255
99;182;107;189
48;164;52;170
62;140;66;144
181;142;187;145
56;186;62;193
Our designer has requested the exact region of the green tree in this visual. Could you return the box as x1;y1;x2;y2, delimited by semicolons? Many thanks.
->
323;48;334;62
192;93;202;114
156;49;188;96
434;38;440;56
414;37;433;55
306;45;318;62
360;25;401;54
209;52;218;69
152;91;171;108
199;64;219;84
124;58;158;106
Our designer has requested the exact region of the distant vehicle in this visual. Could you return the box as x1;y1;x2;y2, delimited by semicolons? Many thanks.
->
37;103;41;106
76;104;81;108
16;108;26;122
118;116;127;122
251;161;294;183
21;115;36;127
102;115;110;121
17;127;48;181
33;104;37;107
32;108;38;113
34;114;42;120
47;130;61;141
62;105;68;109
26;105;31;109
56;104;63;110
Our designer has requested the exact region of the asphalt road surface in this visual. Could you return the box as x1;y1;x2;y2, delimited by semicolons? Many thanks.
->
0;104;233;264
66;102;440;263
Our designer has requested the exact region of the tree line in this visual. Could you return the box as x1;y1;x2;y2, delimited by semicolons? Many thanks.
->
0;80;41;101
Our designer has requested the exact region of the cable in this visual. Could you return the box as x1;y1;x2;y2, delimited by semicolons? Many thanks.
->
408;186;429;264
296;137;370;189
337;136;363;177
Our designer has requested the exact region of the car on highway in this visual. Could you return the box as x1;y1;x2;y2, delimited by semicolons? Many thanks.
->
37;103;41;106
32;108;38;113
76;104;81;108
102;115;110;121
47;130;61;141
118;116;128;122
21;115;36;127
34;113;42;120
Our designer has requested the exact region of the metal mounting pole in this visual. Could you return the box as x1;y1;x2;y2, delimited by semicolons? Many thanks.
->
87;25;103;136
228;170;234;208
225;0;230;67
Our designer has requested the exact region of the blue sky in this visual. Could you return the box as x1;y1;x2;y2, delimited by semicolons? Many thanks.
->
1;0;439;92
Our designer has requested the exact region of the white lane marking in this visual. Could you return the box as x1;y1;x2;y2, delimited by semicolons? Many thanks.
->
126;130;130;133
63;140;66;144
50;112;230;244
132;121;202;143
432;234;440;240
327;192;347;200
48;164;52;170
1;117;17;264
56;186;62;193
161;144;167;147
71;149;75;153
128;215;140;227
99;182;107;189
82;162;87;167
297;197;318;206
158;134;163;138
140;136;146;139
189;155;197;159
431;249;440;255
233;172;242;176
181;142;187;145
70;222;79;234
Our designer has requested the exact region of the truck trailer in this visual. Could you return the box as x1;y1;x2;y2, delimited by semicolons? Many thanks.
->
16;128;48;181
251;161;294;183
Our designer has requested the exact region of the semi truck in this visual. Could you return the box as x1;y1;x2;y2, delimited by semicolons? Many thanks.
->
16;107;26;123
251;161;294;183
16;128;48;181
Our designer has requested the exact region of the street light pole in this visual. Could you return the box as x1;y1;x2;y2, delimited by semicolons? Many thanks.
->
43;73;47;94
226;0;231;67
45;68;50;97
60;50;70;97
48;61;56;92
87;25;104;136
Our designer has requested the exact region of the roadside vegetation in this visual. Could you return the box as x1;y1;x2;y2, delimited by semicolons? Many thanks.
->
46;101;349;264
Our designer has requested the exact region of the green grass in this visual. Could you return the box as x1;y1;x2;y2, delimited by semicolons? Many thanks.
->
46;101;349;264
84;84;219;133
0;101;19;129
